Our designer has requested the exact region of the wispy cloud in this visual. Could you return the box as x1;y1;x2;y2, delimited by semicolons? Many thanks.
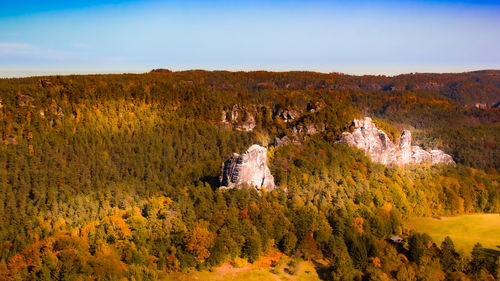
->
0;42;67;60
71;42;92;49
0;42;36;55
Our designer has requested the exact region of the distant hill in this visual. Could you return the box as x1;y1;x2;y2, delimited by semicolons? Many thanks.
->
148;69;500;107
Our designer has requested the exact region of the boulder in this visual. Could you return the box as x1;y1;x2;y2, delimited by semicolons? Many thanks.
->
220;145;276;190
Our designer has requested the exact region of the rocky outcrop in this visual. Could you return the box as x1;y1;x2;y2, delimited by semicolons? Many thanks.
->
17;94;34;107
291;123;326;137
221;103;328;141
429;150;455;165
272;122;326;147
5;136;17;145
307;101;325;113
274;135;293;147
411;146;432;163
221;105;256;131
339;117;455;166
398;131;454;165
397;130;413;165
274;108;300;123
339;118;397;165
220;144;276;190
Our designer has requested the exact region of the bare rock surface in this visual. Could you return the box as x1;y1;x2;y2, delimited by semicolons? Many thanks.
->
17;94;34;107
220;144;276;190
339;117;455;166
274;108;300;123
221;105;256;131
274;135;292;146
430;150;455;165
411;146;432;163
397;130;413;165
339;117;397;165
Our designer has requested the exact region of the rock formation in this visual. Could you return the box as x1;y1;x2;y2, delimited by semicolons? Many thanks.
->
17;94;34;107
221;105;256;131
429;150;455;165
220;144;276;190
274;135;293;147
339;117;455;166
221;103;328;144
338;117;397;165
397;130;413;165
274;108;300;123
307;101;325;113
291;123;326;137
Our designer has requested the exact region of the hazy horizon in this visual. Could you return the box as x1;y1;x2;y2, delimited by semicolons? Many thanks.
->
2;66;500;79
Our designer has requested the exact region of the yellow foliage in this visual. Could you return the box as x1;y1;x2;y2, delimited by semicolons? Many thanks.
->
302;173;309;184
101;215;132;240
232;257;248;268
380;203;393;217
75;107;81;123
52;218;66;230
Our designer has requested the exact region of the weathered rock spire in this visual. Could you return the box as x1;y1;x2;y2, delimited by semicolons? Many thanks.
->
220;144;276;190
339;117;455;166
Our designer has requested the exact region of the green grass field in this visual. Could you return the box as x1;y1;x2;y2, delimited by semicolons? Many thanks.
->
407;214;500;253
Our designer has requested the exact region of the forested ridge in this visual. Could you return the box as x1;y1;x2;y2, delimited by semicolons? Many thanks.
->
0;71;499;280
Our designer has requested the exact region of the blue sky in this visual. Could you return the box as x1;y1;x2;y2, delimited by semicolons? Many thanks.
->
1;0;500;77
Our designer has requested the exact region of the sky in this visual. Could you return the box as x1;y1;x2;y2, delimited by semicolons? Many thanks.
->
0;0;500;77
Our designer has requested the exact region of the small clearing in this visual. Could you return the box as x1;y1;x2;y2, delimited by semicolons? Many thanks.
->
161;251;321;281
407;213;500;253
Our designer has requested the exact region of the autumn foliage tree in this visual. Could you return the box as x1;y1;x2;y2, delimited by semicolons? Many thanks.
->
183;222;216;263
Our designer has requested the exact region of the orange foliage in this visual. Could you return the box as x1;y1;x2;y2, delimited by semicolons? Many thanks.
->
100;215;132;241
380;203;393;217
353;217;364;234
184;222;216;263
239;208;250;220
91;244;126;279
253;250;285;267
371;257;382;268
298;233;322;260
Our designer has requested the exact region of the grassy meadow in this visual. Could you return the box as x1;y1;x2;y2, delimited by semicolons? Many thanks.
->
407;214;500;253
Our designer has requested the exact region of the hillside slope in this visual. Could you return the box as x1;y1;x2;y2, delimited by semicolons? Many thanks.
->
0;71;499;280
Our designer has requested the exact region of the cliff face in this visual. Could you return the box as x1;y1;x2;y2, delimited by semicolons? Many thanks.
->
338;117;397;165
220;145;276;190
222;103;327;144
339;117;455;166
221;105;256;131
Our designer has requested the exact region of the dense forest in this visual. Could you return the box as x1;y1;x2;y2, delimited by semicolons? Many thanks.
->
0;70;499;280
